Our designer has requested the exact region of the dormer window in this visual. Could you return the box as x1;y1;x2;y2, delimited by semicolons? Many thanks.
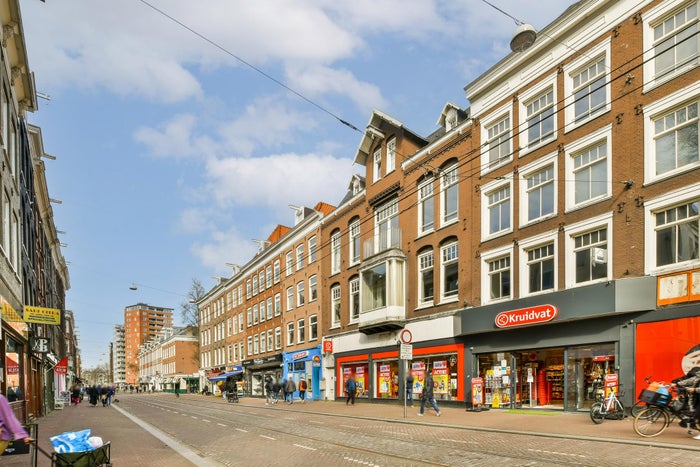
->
352;179;361;195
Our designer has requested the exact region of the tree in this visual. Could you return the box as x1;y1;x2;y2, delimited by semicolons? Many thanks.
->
180;278;205;328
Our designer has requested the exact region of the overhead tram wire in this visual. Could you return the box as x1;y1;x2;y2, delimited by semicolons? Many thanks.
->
135;1;697;274
137;0;360;133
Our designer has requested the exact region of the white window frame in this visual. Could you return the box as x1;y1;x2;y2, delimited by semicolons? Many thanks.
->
331;230;341;274
260;332;266;353
440;242;459;302
481;178;513;241
643;0;700;91
331;285;341;328
440;164;459;227
563;39;611;132
297;318;305;343
349;219;361;265
417;250;434;307
644;182;700;275
266;265;272;288
518;231;558;298
309;315;318;341
275;327;282;349
297;281;305;307
518;75;557;154
296;244;305;270
286;286;294;311
373;146;382;182
308;236;317;263
564;212;613;289
481;105;512;174
565;124;612;212
643;82;700;184
386;137;396;173
287;322;294;346
266;297;273;320
285;251;294;276
481;244;514;305
519;152;557;227
418;178;435;235
274;293;281;316
349;277;360;322
309;275;318;301
273;260;281;283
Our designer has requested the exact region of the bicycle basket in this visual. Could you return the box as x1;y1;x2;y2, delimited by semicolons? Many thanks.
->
639;389;671;406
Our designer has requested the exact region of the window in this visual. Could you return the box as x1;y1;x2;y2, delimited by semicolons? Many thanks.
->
418;179;435;234
526;243;554;294
525;165;554;222
260;302;266;323
239;342;244;360
246;308;252;327
308;236;317;263
573;140;608;205
373;146;382;181
247;336;253;356
286;287;294;310
238;312;244;332
566;218;610;286
654;102;699;176
488;256;511;301
273;260;281;283
441;165;459;225
297;281;305;306
349;277;360;321
267;297;273;320
331;230;341;274
362;263;386;309
376;199;399;251
655;200;699;267
331;285;341;327
285;251;294;276
486;184;511;236
253;304;258;324
267;330;274;352
287;322;294;346
252;275;259;295
572;56;607;122
309;275;318;301
260;332;266;353
275;327;282;349
259;272;265;292
309;315;318;340
296;244;305;270
652;2;698;81
266;265;272;288
486;116;511;168
297;319;305;343
525;88;554;147
441;242;458;300
418;250;434;305
274;293;281;316
386;137;396;173
246;279;252;299
349;219;361;264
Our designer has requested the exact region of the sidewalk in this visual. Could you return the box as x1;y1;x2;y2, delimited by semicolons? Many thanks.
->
5;392;699;466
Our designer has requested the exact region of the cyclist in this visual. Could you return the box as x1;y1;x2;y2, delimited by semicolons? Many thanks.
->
672;366;700;438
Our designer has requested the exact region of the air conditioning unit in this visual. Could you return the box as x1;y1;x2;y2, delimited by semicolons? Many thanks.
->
591;247;608;265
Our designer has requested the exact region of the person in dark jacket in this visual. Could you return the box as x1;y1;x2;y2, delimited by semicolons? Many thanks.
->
673;366;700;437
284;378;297;404
345;376;357;406
418;372;441;417
272;381;282;404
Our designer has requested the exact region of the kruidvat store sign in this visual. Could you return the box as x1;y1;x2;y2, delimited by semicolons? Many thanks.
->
494;305;558;328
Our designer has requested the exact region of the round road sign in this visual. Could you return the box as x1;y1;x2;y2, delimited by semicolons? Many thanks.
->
400;329;413;344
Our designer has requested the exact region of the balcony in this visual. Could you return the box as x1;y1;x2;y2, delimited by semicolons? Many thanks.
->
357;247;406;334
358;305;406;334
363;227;402;260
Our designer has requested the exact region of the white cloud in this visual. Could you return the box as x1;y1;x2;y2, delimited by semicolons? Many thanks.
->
190;225;257;271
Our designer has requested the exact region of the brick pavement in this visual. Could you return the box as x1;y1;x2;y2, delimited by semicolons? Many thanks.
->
4;392;699;466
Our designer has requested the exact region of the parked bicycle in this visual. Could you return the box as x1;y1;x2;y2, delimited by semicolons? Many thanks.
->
633;384;697;437
590;383;625;424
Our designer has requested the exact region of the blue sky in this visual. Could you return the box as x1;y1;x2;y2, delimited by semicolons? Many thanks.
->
19;0;572;368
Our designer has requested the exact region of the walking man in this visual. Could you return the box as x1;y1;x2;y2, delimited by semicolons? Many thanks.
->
406;373;415;407
298;378;308;403
418;372;440;417
345;375;357;405
284;377;297;404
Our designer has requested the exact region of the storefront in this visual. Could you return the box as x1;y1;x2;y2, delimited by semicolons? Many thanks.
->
336;343;464;402
283;346;322;400
242;354;283;397
458;277;655;411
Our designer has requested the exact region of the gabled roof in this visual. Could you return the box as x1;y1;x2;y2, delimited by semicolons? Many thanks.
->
267;225;291;244
353;110;427;166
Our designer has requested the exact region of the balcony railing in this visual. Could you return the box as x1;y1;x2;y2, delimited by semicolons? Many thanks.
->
363;227;402;260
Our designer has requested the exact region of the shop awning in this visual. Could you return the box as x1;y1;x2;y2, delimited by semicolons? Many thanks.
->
208;370;242;382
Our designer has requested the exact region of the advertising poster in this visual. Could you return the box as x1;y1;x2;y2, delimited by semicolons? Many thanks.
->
412;361;426;396
378;364;391;396
355;365;366;396
471;377;484;406
433;360;448;395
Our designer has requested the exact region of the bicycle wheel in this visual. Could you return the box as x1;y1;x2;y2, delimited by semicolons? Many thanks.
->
633;406;670;437
590;402;605;424
630;400;648;418
611;399;626;420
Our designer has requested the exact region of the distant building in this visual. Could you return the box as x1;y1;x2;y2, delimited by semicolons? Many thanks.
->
124;303;173;385
137;326;198;393
112;325;126;387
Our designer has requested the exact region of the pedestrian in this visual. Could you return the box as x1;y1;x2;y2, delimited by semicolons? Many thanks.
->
272;380;282;404
345;375;357;405
281;378;288;402
406;373;415;407
88;385;98;407
418;372;440;417
284;377;297;404
298;378;308;403
265;378;274;405
100;386;109;407
0;394;34;455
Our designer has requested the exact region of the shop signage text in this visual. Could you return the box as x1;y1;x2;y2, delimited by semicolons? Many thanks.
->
495;304;558;328
323;340;333;353
292;351;309;360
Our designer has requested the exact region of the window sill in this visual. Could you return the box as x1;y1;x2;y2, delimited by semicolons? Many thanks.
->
414;301;435;311
439;296;459;305
564;193;610;214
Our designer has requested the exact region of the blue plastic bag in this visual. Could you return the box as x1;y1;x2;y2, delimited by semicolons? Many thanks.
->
50;429;94;453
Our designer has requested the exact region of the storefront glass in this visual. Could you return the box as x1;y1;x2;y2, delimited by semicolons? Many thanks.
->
375;360;399;398
5;337;22;401
410;353;459;401
341;363;369;398
565;344;616;410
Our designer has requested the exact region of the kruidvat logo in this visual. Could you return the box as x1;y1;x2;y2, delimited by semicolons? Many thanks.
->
495;305;558;328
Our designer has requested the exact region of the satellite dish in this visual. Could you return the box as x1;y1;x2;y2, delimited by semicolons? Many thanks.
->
510;23;537;53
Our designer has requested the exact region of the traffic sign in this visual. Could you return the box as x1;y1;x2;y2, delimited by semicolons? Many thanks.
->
400;343;413;360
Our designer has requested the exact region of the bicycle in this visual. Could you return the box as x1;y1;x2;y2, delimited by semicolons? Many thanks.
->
633;385;698;437
590;384;625;424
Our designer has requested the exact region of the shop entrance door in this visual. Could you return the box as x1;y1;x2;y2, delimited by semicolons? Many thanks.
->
565;344;616;411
